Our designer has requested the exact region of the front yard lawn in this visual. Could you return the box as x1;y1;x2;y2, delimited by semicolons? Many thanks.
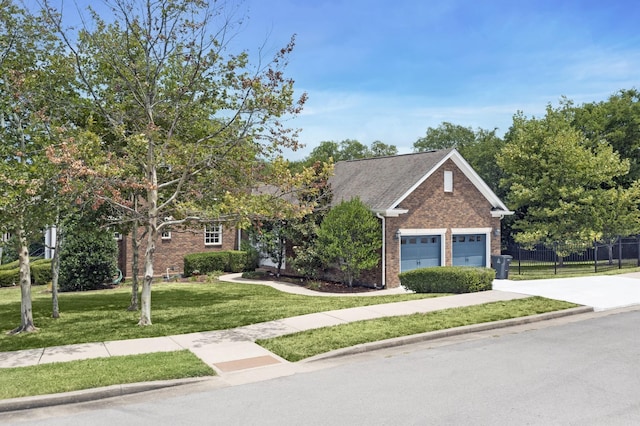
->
0;280;435;352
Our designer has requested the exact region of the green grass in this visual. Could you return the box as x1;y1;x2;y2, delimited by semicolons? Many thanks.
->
0;280;437;352
508;264;640;280
0;350;214;400
257;297;579;361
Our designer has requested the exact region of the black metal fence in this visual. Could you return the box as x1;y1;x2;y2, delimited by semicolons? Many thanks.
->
503;236;640;275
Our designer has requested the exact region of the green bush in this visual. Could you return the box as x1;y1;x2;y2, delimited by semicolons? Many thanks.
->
0;269;18;287
31;260;52;285
59;218;118;292
227;250;248;273
0;260;19;271
184;251;249;276
0;259;53;287
399;266;494;294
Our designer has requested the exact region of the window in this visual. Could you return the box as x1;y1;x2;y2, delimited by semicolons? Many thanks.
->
113;232;123;241
161;230;172;240
444;170;453;192
204;224;222;246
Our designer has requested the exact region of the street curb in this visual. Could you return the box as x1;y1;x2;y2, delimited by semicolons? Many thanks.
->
0;306;593;413
303;306;595;362
0;377;212;413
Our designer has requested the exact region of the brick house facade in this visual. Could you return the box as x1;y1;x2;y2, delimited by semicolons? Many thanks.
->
329;149;512;288
117;224;240;278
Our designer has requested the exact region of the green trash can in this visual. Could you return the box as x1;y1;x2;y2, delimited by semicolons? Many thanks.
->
491;255;512;279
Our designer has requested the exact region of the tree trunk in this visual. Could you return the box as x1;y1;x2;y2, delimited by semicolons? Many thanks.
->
139;149;158;326
51;224;61;319
128;219;140;311
10;224;37;334
607;243;615;266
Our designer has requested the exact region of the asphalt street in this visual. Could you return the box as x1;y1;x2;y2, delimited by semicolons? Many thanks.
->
4;306;639;425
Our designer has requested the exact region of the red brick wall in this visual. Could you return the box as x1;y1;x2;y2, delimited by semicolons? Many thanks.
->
384;160;501;288
121;225;239;278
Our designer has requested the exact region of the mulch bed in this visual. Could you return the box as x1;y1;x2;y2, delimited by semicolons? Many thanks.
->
255;273;379;293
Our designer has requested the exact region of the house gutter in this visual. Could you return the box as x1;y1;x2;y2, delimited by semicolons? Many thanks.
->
375;212;386;288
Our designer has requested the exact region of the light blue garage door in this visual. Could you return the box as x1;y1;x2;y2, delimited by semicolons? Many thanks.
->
400;235;441;273
452;234;486;267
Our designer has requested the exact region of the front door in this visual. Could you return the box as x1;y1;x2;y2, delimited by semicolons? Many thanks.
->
400;235;441;272
452;234;486;267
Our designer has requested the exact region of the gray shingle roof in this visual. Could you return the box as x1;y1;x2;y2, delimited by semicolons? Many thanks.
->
329;149;454;210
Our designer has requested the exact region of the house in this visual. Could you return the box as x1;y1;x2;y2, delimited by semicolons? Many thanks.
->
116;148;512;286
328;148;512;288
116;224;241;279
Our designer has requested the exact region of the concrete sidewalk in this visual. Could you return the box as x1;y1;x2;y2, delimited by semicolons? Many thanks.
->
0;274;604;411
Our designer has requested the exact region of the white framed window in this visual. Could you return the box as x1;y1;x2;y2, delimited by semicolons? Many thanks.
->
444;170;453;192
113;232;123;241
204;224;222;246
161;230;172;240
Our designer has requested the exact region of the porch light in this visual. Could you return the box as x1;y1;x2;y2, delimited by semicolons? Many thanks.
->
395;230;401;240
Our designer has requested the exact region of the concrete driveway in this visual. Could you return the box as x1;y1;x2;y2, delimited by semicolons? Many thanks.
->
492;272;640;311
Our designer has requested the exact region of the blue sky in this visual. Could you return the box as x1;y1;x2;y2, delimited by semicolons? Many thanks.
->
42;0;640;160
229;0;640;159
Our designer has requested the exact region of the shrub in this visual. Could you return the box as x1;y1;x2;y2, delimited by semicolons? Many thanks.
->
0;260;19;271
399;266;494;294
184;251;249;276
31;260;52;285
227;250;248;273
59;217;118;292
0;259;53;287
0;269;18;287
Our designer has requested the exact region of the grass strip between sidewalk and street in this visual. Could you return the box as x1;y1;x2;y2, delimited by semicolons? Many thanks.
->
0;350;214;400
257;297;579;362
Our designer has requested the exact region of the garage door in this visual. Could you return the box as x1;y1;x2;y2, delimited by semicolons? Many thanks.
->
401;235;441;272
452;234;486;267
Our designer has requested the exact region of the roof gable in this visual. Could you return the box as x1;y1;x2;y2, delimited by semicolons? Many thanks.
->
329;148;511;215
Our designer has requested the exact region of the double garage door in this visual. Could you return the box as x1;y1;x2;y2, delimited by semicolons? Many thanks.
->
400;233;486;273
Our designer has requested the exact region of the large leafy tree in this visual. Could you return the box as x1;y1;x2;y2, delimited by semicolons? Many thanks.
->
572;89;640;187
413;122;505;193
497;105;634;248
316;197;381;287
46;0;318;326
0;1;74;333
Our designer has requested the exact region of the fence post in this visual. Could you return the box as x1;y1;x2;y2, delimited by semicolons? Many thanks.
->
594;239;597;273
554;241;558;275
518;244;521;275
618;236;623;269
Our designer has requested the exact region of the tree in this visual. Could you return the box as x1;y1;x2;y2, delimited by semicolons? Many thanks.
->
316;198;381;287
497;105;631;249
46;0;317;326
249;220;287;277
414;122;505;194
369;140;398;157
0;1;73;333
413;122;476;151
572;89;640;187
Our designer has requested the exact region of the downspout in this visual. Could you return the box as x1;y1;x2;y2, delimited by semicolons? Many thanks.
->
237;228;242;250
376;213;386;288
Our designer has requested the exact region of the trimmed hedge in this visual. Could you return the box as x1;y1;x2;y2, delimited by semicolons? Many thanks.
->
0;259;53;287
399;266;494;294
184;251;249;276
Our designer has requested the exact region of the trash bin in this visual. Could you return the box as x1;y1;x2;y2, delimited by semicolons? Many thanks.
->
491;255;512;279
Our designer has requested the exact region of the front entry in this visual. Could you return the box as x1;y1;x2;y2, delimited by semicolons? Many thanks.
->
400;235;441;272
452;234;486;267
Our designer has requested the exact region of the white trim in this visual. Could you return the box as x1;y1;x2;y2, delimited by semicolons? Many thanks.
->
391;149;512;215
451;227;492;268
372;208;409;217
399;228;447;236
376;213;386;288
444;170;453;192
161;230;172;240
491;210;514;218
204;224;223;246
